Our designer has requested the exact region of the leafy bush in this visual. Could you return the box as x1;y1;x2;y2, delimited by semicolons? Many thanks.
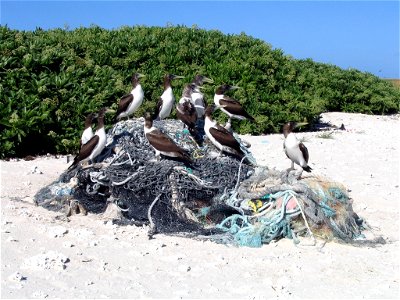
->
0;25;399;158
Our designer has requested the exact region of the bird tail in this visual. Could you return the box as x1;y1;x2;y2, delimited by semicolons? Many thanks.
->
67;156;79;172
179;150;197;170
114;113;122;123
303;165;312;172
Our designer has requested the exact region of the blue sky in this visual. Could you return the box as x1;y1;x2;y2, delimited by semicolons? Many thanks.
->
1;0;399;78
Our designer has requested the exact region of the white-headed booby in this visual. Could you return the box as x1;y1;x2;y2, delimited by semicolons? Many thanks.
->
115;73;145;120
144;112;192;164
213;85;255;129
190;75;213;118
204;104;245;158
155;74;184;120
80;112;96;147
283;121;312;173
68;108;110;170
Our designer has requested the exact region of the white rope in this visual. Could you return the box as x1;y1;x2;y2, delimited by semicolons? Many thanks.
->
148;194;162;231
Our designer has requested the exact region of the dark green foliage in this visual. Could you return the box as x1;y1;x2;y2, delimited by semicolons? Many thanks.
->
1;25;399;158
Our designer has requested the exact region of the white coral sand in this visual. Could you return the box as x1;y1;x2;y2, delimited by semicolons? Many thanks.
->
1;112;399;298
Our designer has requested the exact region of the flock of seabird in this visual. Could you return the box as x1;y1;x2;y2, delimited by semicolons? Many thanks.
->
68;73;312;177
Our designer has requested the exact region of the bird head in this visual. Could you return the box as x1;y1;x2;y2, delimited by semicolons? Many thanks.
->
282;121;308;135
167;74;184;80
132;73;145;85
143;111;153;128
98;107;115;117
205;104;217;117
193;75;214;86
215;84;240;95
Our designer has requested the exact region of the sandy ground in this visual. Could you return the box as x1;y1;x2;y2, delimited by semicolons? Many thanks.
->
1;112;399;299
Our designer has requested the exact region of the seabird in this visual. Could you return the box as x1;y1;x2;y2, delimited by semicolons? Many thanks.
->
115;73;145;120
213;84;255;129
144;112;192;164
155;74;184;120
176;83;200;143
283;121;312;174
68;108;110;171
80;112;96;147
204;104;245;158
190;75;213;118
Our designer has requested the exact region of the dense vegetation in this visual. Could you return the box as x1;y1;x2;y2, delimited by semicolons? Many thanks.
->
1;25;399;158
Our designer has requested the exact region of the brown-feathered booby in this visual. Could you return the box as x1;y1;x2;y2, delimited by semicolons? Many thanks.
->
80;112;96;147
190;75;213;118
155;74;184;120
68;108;110;171
204;104;245;158
176;84;202;145
213;85;255;128
115;73;145;120
177;84;197;128
283;121;312;173
144;112;192;164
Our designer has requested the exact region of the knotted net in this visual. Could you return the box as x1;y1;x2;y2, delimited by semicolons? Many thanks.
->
35;118;381;247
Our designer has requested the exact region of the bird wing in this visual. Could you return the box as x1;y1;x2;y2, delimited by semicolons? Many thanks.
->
176;101;197;128
283;141;290;159
146;129;186;154
69;135;99;170
299;142;309;163
219;96;254;121
77;135;99;161
209;125;242;153
116;94;133;116
155;97;163;118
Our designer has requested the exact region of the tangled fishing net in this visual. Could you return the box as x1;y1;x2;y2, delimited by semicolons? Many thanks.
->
35;118;381;247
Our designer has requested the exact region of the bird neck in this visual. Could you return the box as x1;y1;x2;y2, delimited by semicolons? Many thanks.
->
215;86;225;95
96;116;105;131
132;82;141;90
163;77;172;90
143;122;154;134
84;119;93;129
182;87;192;98
132;78;139;88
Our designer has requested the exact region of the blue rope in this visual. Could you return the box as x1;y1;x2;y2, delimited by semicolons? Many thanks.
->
216;190;300;247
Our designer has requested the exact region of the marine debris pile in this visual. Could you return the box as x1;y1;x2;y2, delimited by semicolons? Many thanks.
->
36;118;372;247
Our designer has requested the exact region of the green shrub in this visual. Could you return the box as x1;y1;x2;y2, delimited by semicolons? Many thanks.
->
0;25;399;158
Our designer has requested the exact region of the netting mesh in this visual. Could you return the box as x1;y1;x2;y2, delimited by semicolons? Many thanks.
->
56;119;254;235
35;118;382;247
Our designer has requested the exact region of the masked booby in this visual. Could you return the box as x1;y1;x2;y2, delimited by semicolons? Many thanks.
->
155;74;184;120
213;84;255;127
68;108;110;171
283;121;312;173
144;112;192;164
115;73;145;120
80;112;96;147
204;104;245;158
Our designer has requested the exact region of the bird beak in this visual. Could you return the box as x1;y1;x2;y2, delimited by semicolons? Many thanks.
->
202;77;214;84
295;122;308;128
229;85;240;90
105;108;116;114
137;73;145;78
172;75;185;79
